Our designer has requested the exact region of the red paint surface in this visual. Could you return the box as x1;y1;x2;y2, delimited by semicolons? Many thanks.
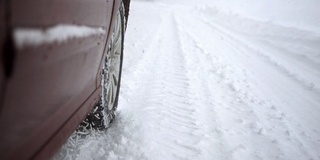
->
0;0;128;159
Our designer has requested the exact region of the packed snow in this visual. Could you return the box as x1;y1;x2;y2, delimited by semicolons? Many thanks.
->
14;25;105;49
54;0;320;159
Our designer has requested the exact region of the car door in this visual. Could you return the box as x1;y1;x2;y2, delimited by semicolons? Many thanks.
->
0;0;115;159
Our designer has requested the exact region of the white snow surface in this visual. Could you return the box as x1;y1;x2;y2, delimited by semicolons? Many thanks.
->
14;25;105;49
54;0;320;160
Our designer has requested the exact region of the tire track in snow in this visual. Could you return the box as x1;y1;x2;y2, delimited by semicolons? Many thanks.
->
175;10;318;160
176;11;285;159
195;17;320;159
176;23;287;160
195;6;320;94
175;26;230;159
119;12;205;160
199;17;320;96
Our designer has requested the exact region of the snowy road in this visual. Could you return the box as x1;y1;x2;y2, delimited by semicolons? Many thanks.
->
54;1;320;160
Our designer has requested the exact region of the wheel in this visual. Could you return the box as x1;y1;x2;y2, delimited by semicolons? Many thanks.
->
76;2;125;134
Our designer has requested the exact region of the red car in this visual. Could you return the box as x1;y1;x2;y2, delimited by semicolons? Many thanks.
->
0;0;130;159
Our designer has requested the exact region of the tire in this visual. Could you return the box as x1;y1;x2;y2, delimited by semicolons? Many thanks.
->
76;2;125;134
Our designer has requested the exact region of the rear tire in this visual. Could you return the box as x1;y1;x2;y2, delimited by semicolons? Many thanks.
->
76;2;125;134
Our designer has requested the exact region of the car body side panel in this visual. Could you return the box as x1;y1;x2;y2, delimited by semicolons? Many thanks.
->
11;0;110;28
33;88;101;160
0;0;116;159
1;37;104;159
0;0;5;108
10;87;102;160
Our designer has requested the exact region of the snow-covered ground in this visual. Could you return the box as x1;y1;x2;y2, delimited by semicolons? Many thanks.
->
54;0;320;159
